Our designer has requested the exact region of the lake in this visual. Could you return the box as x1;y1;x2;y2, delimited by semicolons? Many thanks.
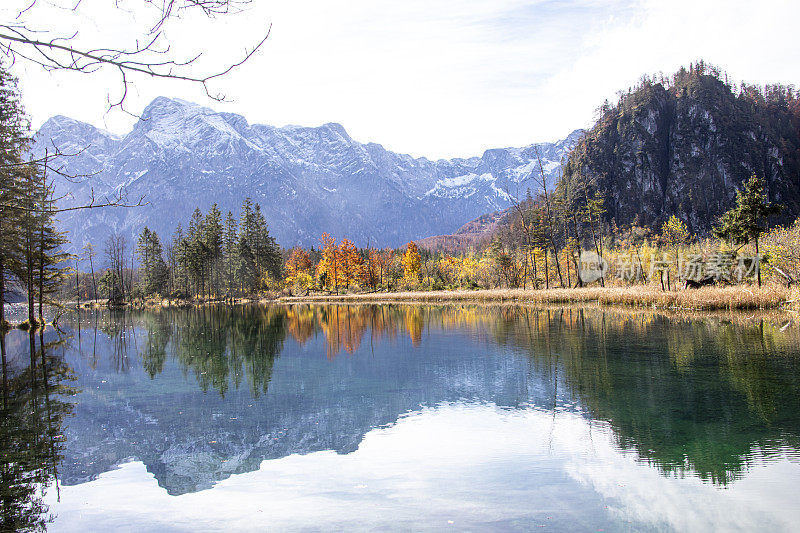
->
2;304;800;532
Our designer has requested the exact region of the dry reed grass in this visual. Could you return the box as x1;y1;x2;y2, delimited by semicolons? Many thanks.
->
281;285;798;311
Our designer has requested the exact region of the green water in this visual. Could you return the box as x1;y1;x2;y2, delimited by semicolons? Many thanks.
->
2;304;800;531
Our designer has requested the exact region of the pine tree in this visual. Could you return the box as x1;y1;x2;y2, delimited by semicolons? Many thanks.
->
222;211;239;297
0;162;23;328
170;224;189;297
17;163;39;325
186;208;206;295
136;227;168;296
235;237;257;291
202;203;223;295
31;167;70;322
0;67;29;326
714;174;782;286
251;203;281;283
238;198;280;291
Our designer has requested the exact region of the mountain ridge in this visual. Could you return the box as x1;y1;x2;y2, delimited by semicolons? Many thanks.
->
34;97;582;253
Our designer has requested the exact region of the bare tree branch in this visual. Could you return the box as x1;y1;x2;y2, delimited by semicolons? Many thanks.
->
1;0;269;111
1;185;148;214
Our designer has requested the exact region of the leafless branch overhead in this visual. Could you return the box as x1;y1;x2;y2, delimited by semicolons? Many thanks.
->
1;0;269;112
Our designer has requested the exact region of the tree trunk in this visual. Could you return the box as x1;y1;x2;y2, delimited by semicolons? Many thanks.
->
0;257;4;328
90;255;97;301
76;259;81;308
755;237;761;287
551;241;565;287
544;249;550;290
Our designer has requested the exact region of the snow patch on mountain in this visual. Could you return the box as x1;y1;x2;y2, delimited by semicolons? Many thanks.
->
33;97;583;253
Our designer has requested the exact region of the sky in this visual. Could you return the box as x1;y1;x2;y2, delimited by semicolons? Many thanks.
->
4;0;800;159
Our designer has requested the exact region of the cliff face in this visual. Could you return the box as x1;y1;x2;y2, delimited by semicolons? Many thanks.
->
562;67;800;233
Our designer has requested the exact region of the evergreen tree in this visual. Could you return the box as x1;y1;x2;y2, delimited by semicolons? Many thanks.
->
0;163;23;328
186;208;207;295
222;211;239;297
17;164;39;325
235;237;257;291
31;168;70;322
10;162;70;324
170;224;189;297
251;203;281;281
135;227;168;296
238;198;279;291
202;204;223;295
714;174;782;286
0;67;29;326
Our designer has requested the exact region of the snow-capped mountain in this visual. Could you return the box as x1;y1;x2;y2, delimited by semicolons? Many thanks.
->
34;97;582;252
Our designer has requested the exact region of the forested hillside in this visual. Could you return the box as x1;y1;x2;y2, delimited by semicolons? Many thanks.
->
560;62;800;234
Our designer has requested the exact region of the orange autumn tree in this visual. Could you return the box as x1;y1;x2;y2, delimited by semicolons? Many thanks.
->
316;233;341;294
284;247;313;293
360;250;379;289
360;248;393;290
338;238;364;289
401;241;422;283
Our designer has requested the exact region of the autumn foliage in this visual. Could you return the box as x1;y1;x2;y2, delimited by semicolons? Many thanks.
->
401;241;421;282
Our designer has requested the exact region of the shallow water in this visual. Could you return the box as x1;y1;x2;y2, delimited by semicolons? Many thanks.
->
2;304;800;531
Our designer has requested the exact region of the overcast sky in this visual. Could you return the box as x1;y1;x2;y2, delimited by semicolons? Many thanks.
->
5;0;800;159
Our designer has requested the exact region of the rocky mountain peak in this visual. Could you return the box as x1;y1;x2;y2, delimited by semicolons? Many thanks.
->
34;96;582;255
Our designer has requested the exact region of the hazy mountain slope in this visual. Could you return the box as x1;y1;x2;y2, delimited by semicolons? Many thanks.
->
417;210;505;252
34;97;582;253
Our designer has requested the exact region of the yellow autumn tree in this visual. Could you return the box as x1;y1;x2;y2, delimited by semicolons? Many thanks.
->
438;255;460;286
401;241;422;283
660;215;691;290
316;233;341;294
762;219;800;284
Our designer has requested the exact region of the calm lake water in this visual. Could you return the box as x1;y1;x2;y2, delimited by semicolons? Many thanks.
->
2;304;800;532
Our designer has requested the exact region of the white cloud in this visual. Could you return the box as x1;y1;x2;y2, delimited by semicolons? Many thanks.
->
6;0;800;158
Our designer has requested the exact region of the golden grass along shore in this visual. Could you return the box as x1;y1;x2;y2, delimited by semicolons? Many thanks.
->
280;285;798;311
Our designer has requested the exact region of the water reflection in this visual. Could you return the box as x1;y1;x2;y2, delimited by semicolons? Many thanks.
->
3;304;800;530
488;308;800;485
0;330;76;531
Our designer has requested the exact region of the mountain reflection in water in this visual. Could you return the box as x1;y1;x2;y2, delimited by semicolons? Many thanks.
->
2;304;800;531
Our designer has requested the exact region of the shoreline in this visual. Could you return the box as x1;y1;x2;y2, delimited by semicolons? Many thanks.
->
278;286;798;312
4;286;797;330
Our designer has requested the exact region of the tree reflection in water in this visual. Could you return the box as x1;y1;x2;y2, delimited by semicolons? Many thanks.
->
0;330;77;532
72;304;800;487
